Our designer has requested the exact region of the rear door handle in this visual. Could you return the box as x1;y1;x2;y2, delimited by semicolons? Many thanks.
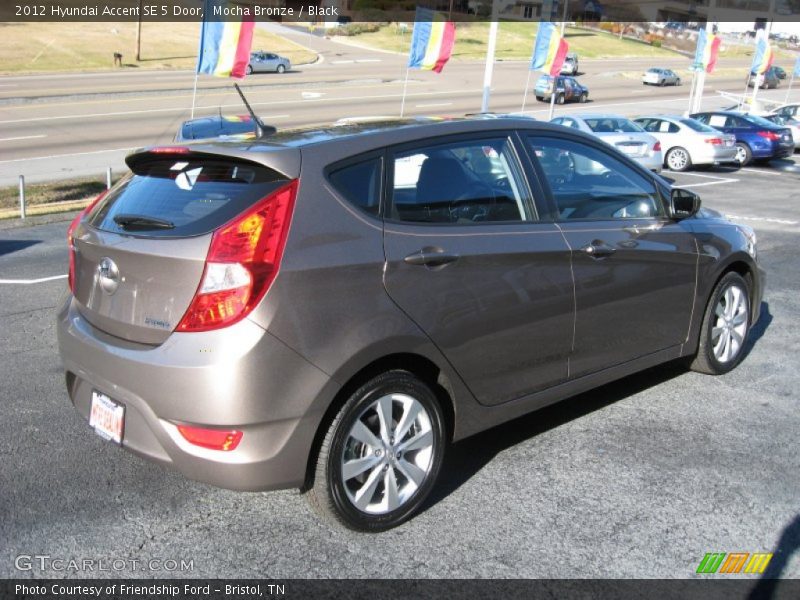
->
404;248;460;267
581;240;616;259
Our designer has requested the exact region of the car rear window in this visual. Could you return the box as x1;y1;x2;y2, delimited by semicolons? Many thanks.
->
585;118;642;133
88;156;287;238
182;118;254;141
680;118;719;133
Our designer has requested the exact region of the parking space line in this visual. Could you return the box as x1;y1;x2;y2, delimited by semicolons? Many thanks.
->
0;134;46;142
724;215;798;226
669;171;739;188
0;274;67;284
739;167;783;177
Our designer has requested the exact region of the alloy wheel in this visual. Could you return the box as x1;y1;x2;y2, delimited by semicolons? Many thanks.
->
711;284;748;363
340;393;434;514
667;148;689;171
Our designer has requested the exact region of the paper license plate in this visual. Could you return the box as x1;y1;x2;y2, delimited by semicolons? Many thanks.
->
89;391;125;444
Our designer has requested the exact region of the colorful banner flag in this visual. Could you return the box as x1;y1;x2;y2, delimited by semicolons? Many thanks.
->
750;35;774;75
794;56;800;77
692;29;721;74
196;0;255;79
407;8;456;74
531;22;569;77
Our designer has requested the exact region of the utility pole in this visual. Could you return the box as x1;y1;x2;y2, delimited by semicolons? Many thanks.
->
136;0;143;62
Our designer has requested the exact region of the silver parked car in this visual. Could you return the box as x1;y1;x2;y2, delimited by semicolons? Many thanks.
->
763;113;800;149
247;51;291;74
643;67;681;86
634;115;738;171
560;52;579;75
551;113;663;172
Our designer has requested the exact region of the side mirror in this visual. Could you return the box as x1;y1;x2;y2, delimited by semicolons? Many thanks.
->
671;187;701;219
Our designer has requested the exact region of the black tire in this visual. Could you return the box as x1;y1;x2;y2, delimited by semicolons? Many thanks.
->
734;142;752;166
556;93;565;105
246;64;253;75
307;370;446;532
579;92;588;103
690;272;751;375
277;64;286;73
536;96;543;102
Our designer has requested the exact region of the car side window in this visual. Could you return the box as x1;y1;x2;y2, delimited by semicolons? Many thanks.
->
328;157;382;217
733;117;753;128
638;119;658;132
389;138;534;224
526;136;665;221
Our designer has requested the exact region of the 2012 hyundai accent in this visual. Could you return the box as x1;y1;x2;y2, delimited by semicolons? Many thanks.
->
57;118;764;531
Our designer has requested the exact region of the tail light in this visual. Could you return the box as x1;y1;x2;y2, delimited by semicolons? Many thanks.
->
757;131;781;141
67;191;107;294
177;425;242;451
177;179;298;332
653;141;662;152
704;137;723;145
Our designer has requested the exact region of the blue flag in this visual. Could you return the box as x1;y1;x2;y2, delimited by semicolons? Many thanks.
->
794;56;800;77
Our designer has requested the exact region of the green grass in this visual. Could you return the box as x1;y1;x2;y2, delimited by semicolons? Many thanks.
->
338;22;683;60
0;22;317;74
0;176;121;220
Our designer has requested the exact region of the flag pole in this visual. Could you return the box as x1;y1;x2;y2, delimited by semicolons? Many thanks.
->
784;71;794;104
191;71;199;118
686;69;697;116
400;67;410;117
520;69;533;114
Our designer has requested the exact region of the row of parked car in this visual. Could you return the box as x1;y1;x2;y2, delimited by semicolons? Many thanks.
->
549;106;798;171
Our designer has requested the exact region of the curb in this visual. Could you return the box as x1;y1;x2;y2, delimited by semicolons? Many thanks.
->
0;210;80;231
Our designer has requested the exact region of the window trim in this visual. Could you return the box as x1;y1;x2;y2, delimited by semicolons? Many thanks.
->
382;131;540;227
323;150;385;220
524;132;670;224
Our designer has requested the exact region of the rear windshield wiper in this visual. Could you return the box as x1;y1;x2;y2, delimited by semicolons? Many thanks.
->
113;214;175;230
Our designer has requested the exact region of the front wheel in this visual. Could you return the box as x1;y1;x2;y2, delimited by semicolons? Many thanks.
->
690;272;751;375
277;64;286;73
556;93;565;104
579;92;588;103
307;371;446;531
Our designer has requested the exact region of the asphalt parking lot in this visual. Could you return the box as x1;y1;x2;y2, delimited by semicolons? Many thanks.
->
0;156;798;581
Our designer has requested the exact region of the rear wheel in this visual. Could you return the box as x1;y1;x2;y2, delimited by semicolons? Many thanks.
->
246;64;253;75
666;147;692;172
734;142;752;166
690;272;751;375
307;371;446;531
556;93;565;105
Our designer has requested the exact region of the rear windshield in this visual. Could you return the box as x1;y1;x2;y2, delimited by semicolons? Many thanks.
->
182;119;254;140
745;114;783;129
88;157;287;238
585;118;642;133
680;118;719;133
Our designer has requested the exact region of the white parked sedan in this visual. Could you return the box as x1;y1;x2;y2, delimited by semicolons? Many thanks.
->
643;68;681;86
550;113;663;172
633;115;738;171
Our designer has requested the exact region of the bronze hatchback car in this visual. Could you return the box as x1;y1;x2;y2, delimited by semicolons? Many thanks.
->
57;118;763;531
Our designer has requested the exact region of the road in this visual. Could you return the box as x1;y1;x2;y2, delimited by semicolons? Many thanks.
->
0;156;799;579
0;23;793;185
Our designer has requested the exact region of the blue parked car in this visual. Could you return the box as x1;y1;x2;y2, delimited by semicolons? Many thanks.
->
534;75;589;104
691;111;794;165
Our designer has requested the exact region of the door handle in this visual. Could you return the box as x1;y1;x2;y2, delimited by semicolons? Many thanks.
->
581;240;616;259
404;248;460;268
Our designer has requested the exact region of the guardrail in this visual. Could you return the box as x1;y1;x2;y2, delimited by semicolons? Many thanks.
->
16;167;113;220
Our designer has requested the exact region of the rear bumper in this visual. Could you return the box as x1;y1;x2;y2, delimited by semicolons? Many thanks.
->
635;153;663;173
692;145;738;164
56;295;331;491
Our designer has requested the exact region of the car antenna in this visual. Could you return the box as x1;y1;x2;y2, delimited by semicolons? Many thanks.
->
233;83;276;137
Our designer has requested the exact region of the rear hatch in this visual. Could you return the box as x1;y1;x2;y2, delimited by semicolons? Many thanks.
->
71;147;297;345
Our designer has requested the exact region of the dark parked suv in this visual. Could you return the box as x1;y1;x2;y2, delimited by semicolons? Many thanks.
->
57;118;763;531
